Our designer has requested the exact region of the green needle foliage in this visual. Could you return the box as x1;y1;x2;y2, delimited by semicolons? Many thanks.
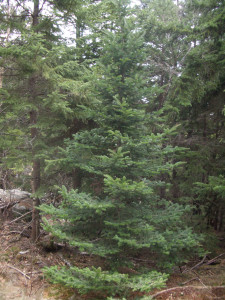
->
40;0;202;297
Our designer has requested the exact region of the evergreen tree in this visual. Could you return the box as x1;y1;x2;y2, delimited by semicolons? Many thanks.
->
0;0;92;240
138;0;191;114
138;0;225;233
165;0;225;230
40;1;201;297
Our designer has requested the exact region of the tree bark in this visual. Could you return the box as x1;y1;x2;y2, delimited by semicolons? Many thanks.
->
72;168;82;189
0;0;11;88
30;94;41;242
30;0;41;242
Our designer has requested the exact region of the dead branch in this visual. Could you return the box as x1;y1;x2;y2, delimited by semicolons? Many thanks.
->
151;285;225;299
56;253;73;267
26;271;42;275
182;253;225;275
0;200;19;210
8;211;32;224
197;277;208;289
8;230;30;238
7;264;30;280
181;277;199;285
190;269;209;290
152;286;192;299
183;255;207;273
206;253;225;265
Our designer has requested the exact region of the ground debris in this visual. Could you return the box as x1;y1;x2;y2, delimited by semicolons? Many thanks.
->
0;218;65;299
151;285;225;299
1;216;225;299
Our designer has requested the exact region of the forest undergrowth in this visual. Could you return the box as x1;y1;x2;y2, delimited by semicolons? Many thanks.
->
0;214;225;300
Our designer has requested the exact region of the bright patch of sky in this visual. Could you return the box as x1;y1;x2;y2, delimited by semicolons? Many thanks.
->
0;0;143;44
131;0;141;6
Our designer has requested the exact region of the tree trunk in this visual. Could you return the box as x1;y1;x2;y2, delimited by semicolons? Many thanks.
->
171;169;179;199
30;0;41;242
217;205;223;232
0;0;11;88
33;0;39;27
30;111;41;241
72;168;82;189
0;68;4;89
30;107;41;242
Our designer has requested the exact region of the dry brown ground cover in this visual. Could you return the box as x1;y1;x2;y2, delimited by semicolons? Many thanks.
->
0;214;225;300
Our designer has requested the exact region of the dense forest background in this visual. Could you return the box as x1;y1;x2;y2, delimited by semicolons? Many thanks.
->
0;0;224;298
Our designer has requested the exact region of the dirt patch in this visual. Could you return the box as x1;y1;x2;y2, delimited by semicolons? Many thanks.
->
0;217;73;300
0;215;108;300
149;256;225;300
0;277;48;300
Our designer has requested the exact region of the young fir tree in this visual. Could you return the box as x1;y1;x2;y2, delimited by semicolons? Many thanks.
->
40;0;201;297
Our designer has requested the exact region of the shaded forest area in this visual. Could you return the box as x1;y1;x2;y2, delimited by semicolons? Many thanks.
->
0;0;225;299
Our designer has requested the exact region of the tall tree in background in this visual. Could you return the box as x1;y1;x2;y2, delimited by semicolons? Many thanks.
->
138;0;225;232
0;0;92;240
166;0;225;230
29;0;42;241
137;0;192;202
139;0;191;114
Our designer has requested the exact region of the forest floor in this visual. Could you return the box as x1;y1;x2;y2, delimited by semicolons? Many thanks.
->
0;215;225;300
